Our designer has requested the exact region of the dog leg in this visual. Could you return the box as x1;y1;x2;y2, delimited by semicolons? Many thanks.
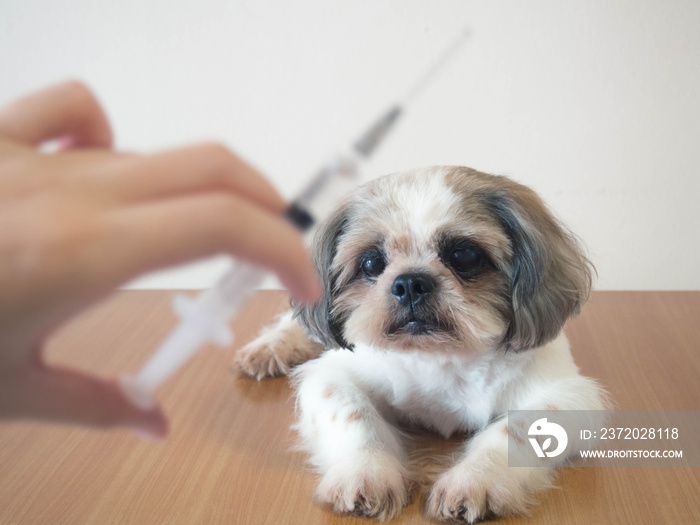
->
426;375;607;523
234;310;324;380
292;357;411;521
425;417;554;523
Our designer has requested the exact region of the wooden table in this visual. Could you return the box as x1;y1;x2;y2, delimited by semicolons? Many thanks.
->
1;291;698;524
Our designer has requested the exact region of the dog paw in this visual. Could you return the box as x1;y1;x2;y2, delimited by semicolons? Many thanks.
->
425;462;531;523
235;337;294;380
234;314;323;380
315;452;410;521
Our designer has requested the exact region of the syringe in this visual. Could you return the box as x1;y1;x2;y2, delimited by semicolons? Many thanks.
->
119;29;470;411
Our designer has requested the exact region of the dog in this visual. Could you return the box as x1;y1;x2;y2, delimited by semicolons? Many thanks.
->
236;166;608;522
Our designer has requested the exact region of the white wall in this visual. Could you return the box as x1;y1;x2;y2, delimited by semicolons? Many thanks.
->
1;0;698;290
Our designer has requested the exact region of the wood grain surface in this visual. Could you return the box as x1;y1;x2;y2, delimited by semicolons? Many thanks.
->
0;291;698;524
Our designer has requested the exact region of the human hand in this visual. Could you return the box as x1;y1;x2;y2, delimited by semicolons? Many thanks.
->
0;81;320;439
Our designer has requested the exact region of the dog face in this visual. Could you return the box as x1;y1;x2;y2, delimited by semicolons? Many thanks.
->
295;166;593;354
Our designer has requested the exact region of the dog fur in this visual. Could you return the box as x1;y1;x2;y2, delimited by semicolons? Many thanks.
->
235;166;608;522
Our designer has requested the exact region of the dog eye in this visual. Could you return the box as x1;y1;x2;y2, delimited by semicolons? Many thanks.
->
360;249;387;278
445;242;484;276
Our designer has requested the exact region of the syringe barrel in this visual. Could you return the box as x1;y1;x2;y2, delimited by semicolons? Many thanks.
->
134;321;208;392
292;154;360;226
214;259;268;312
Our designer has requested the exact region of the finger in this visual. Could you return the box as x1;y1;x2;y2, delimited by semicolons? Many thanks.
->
96;192;321;302
0;365;168;439
101;142;287;214
0;81;113;148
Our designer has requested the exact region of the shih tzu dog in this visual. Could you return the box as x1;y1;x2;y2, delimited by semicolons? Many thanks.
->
236;166;608;523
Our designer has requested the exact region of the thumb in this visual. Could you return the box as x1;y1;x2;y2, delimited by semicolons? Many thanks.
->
1;364;168;440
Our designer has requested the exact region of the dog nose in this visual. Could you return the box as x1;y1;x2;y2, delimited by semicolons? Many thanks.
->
391;273;435;308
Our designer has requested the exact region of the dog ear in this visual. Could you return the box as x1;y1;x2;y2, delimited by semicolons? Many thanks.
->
292;204;353;350
481;186;594;351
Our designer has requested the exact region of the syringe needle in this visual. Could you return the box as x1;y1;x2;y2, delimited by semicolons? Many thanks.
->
353;28;471;161
403;28;471;105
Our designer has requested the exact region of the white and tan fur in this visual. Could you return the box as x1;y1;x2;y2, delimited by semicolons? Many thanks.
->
235;166;608;523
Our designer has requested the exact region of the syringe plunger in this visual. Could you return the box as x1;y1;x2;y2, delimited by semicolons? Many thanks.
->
120;260;266;410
